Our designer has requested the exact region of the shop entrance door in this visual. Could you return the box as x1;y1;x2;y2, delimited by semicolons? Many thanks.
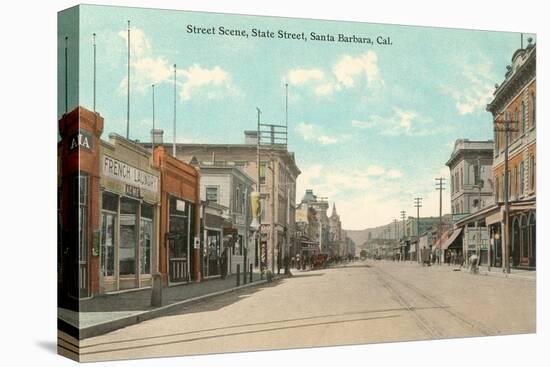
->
205;230;221;277
168;197;190;283
119;197;139;289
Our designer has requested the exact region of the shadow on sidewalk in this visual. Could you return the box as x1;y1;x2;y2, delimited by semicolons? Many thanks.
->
78;273;265;314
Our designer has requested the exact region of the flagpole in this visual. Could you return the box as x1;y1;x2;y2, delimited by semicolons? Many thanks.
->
93;33;96;112
152;84;155;154
126;20;131;140
64;36;68;114
173;63;176;156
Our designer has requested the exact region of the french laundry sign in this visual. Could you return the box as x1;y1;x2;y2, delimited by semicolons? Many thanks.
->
102;155;158;192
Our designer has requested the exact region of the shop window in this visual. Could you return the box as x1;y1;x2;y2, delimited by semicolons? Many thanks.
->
101;192;118;277
76;175;88;264
119;197;138;275
206;187;218;203
140;203;154;274
233;235;243;255
521;215;528;261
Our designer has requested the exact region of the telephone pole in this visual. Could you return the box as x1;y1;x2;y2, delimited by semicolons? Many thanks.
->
494;115;519;273
400;210;406;261
414;197;423;263
435;177;446;264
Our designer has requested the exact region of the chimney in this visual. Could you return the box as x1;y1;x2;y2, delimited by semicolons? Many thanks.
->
244;130;258;145
151;128;164;144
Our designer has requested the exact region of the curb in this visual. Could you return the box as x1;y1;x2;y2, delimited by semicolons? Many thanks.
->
67;277;276;340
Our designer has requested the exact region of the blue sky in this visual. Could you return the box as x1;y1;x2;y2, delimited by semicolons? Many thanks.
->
58;5;534;229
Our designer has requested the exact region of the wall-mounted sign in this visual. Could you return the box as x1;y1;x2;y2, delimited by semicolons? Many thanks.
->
102;155;159;192
125;184;141;199
176;199;186;212
69;129;93;151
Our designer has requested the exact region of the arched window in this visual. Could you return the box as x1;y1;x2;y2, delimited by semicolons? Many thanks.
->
512;217;520;266
521;214;528;263
529;212;536;267
531;92;536;127
521;101;527;134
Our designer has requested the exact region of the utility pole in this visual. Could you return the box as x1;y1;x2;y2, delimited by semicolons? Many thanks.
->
256;107;263;276
414;197;423;263
400;210;406;261
435;177;446;264
494;115;518;274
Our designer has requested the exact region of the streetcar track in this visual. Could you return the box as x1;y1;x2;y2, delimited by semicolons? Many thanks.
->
374;265;500;338
376;272;444;339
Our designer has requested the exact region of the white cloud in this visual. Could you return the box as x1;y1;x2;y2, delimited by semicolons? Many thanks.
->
442;58;496;115
366;165;385;176
179;64;232;101
296;163;421;230
287;68;325;85
351;108;420;136
387;169;403;178
295;122;348;145
286;51;383;98
117;26;235;101
351;119;375;129
332;52;382;88
314;82;336;96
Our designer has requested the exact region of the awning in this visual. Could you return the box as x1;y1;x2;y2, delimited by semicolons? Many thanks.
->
486;211;503;226
441;228;462;250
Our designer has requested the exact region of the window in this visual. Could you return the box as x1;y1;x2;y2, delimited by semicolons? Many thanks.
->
514;109;520;140
520;161;525;195
206;186;218;202
512;166;517;198
529;156;535;191
495;176;499;202
119;197;138;275
101;192;118;277
259;162;267;184
233;235;243;255
451;175;455;192
531;92;536;127
76;175;88;264
521;102;527;134
140;203;154;275
474;164;480;186
459;168;463;191
494;129;499;156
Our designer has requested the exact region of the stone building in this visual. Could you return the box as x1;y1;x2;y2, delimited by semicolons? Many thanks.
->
446;139;495;216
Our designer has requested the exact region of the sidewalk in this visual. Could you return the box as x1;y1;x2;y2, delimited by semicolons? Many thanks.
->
58;272;271;339
366;259;536;281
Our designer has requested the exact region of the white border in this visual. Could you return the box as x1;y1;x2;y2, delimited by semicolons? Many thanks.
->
2;1;547;366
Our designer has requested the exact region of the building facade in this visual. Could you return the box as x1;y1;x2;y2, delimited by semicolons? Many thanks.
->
446;139;495;216
198;163;255;275
99;134;161;293
143;130;300;275
487;39;536;270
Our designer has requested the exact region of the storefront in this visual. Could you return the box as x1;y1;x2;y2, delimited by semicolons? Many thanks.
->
154;146;201;285
201;201;228;278
99;134;160;293
58;107;104;306
509;204;536;269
